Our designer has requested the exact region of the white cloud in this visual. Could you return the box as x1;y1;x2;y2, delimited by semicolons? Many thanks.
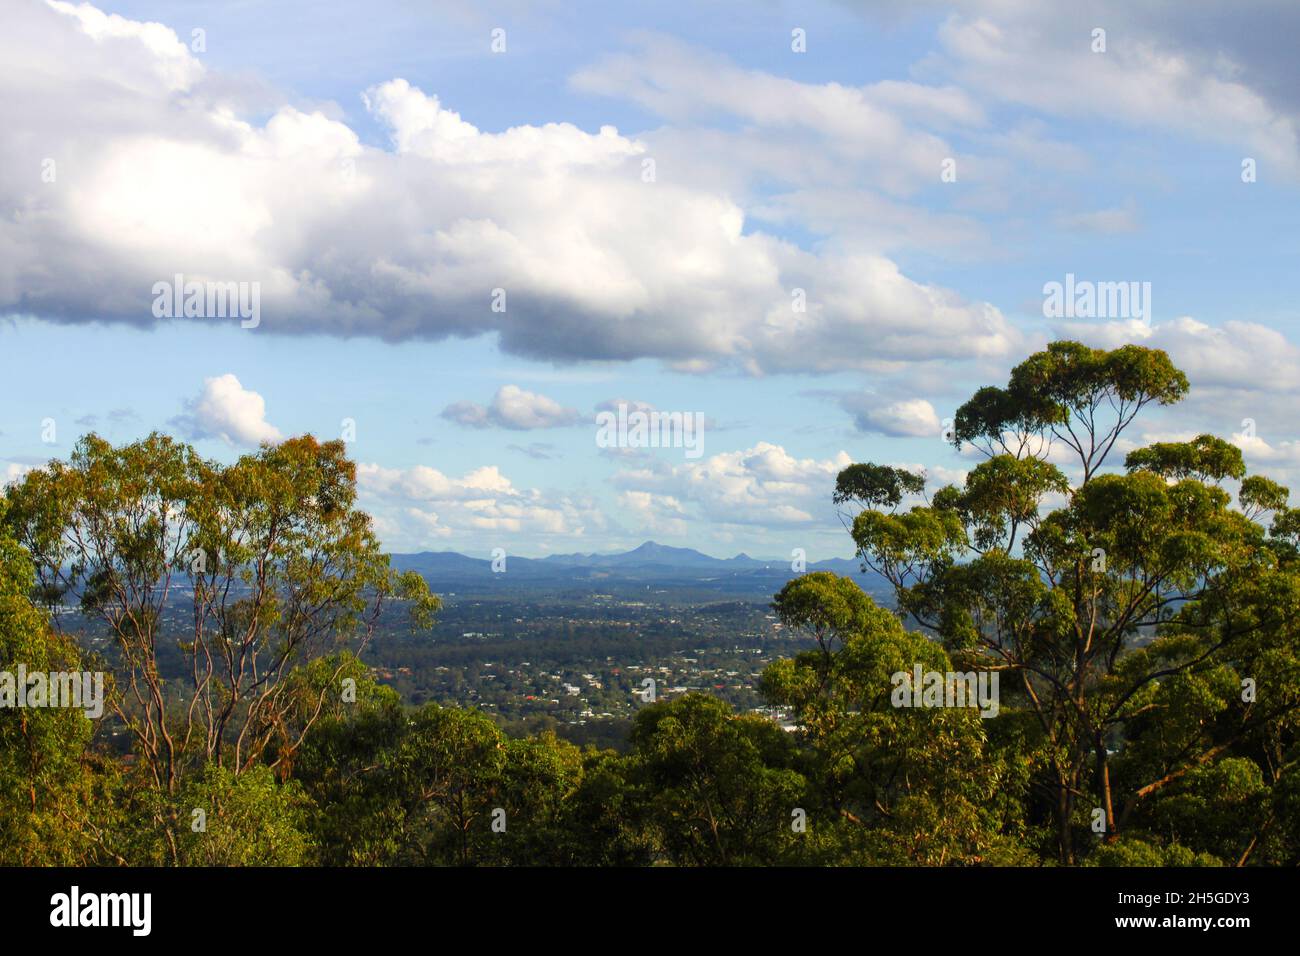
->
0;2;1018;376
172;374;282;446
2;462;34;487
360;462;514;501
45;0;204;92
358;461;607;548
925;464;970;487
843;396;943;437
1061;316;1300;394
442;385;583;430
1227;431;1300;492
614;441;853;528
930;5;1300;175
571;35;983;194
617;490;690;538
1232;432;1300;466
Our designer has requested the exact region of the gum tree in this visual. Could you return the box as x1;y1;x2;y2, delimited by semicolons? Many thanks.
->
837;342;1300;863
2;432;439;806
762;572;1030;865
0;497;110;864
626;693;807;866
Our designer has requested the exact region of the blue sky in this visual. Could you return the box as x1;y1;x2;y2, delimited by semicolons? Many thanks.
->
3;0;1300;559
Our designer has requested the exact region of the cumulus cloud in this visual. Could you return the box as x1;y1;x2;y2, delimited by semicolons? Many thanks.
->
0;2;1017;376
171;374;282;446
617;490;690;538
358;461;607;547
569;36;1015;261
1225;431;1300;494
876;460;969;495
2;462;35;487
925;464;970;487
1232;432;1300;466
842;395;943;437
1061;316;1300;394
442;385;583;430
613;441;853;528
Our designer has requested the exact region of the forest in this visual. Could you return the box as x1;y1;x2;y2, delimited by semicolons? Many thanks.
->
2;342;1298;867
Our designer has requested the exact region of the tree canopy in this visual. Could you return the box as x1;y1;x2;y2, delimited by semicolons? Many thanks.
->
3;345;1298;866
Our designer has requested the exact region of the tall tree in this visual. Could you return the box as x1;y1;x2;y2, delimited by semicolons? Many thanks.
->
0;497;111;864
841;342;1300;862
2;433;438;804
762;572;1029;865
627;693;806;866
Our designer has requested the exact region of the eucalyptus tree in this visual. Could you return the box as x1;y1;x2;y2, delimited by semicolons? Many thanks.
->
0;497;109;865
835;342;1300;862
3;432;439;801
762;572;1030;865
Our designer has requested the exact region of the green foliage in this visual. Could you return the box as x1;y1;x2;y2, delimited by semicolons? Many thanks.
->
627;694;806;865
1240;474;1289;520
764;575;1026;864
771;570;893;654
4;388;1297;867
957;455;1069;552
835;341;1300;865
173;763;314;866
850;506;965;592
0;498;111;865
2;432;440;804
953;341;1188;481
1086;836;1221;867
559;750;655;865
833;463;925;511
1125;434;1246;483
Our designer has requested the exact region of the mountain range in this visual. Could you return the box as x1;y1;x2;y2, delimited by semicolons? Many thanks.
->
389;541;890;600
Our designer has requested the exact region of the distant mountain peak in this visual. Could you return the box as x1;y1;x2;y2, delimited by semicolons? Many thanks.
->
391;541;871;575
629;540;698;555
387;544;887;595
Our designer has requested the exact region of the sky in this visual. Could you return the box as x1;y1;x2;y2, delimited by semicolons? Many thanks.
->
2;0;1299;560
